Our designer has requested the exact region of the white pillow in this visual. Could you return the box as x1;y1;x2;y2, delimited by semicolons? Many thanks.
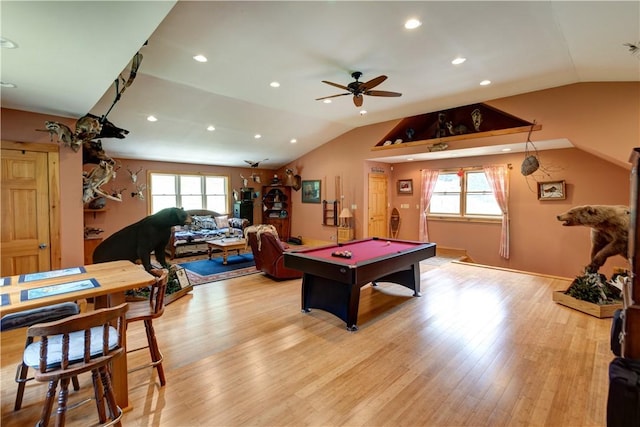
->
214;215;230;228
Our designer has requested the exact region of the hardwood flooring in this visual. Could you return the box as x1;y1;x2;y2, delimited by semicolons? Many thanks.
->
1;261;612;426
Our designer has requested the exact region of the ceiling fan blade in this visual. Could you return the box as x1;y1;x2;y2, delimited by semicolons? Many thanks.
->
365;90;402;97
321;80;351;91
353;95;363;107
361;75;387;90
315;93;350;101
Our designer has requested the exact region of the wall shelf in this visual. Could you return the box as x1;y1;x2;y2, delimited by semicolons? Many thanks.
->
371;102;540;152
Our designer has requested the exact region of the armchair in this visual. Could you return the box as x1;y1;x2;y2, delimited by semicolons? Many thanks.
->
247;230;302;280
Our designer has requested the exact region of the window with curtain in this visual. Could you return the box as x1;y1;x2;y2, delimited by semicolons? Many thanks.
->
428;169;502;218
149;173;229;214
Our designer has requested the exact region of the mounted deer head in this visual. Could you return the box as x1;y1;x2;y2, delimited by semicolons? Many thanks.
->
131;183;147;200
127;166;143;183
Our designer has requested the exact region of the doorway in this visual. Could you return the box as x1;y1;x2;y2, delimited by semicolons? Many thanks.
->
1;141;60;275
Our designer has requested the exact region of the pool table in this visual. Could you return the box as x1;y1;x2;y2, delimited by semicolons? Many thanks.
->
284;237;436;330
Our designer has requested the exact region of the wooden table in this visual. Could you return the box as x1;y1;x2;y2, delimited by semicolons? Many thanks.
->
207;238;246;264
0;260;155;411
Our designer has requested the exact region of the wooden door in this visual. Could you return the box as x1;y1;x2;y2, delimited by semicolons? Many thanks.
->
1;143;60;275
367;174;388;238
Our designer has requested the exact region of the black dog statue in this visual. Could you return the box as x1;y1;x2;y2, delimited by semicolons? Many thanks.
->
93;208;191;272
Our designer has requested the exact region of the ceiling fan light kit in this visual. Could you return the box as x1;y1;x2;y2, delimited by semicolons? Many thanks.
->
316;71;402;107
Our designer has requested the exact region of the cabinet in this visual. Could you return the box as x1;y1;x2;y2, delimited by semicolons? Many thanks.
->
84;238;102;265
262;185;291;240
337;227;354;243
234;201;254;225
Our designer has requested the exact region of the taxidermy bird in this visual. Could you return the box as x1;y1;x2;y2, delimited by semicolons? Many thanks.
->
244;159;268;168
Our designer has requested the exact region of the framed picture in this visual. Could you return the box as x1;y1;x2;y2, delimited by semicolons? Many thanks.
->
397;179;413;195
302;180;321;203
175;267;191;289
538;180;566;200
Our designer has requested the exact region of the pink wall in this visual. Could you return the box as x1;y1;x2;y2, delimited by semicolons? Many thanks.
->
85;159;263;238
2;82;638;278
1;108;84;268
284;83;639;278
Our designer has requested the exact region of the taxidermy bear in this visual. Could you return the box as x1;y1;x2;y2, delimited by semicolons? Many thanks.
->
93;207;191;272
557;205;629;273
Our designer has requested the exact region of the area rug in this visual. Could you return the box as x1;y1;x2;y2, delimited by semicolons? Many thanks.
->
178;253;259;285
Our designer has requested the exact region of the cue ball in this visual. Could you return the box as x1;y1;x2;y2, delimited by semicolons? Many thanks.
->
385;241;391;246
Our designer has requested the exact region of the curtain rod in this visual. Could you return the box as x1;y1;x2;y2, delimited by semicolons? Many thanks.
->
421;163;512;171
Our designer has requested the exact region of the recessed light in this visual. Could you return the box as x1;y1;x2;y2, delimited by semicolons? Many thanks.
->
193;55;207;63
404;18;422;30
147;115;158;122
270;81;280;88
0;81;17;88
501;148;512;152
323;99;332;104
254;134;261;139
207;125;215;131
360;110;367;115
290;138;297;144
452;57;466;65
407;158;414;161
480;80;492;86
0;37;17;49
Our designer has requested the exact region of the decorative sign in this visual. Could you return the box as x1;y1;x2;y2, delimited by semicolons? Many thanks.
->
20;278;100;301
19;267;86;283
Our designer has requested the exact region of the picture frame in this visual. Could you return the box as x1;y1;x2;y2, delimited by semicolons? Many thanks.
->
175;267;191;289
397;179;413;195
538;180;566;200
301;180;321;203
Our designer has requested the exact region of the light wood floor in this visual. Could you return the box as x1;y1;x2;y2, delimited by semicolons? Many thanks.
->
1;261;612;426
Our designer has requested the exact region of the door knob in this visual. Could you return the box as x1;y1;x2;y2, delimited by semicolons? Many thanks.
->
39;243;48;249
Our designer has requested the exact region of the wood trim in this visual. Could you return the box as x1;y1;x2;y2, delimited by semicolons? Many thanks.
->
1;140;59;152
371;124;543;152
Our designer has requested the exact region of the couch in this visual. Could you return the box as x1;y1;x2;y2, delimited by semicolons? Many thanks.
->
167;209;249;258
246;226;302;280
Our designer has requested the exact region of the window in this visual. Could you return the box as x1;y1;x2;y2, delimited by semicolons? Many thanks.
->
429;170;502;218
149;173;229;214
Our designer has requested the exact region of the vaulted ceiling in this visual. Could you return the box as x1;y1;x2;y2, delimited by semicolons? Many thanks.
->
1;1;638;169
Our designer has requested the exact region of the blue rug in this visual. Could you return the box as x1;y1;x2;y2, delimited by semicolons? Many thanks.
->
178;253;258;285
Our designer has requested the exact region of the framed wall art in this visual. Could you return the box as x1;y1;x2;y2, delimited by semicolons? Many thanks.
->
397;179;413;195
538;180;566;200
175;267;191;289
302;180;321;203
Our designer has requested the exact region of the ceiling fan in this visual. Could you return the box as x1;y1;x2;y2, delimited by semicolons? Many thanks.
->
316;71;402;107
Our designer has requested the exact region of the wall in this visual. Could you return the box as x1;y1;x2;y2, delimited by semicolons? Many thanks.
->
85;159;264;239
284;83;639;278
2;82;638;277
1;108;83;268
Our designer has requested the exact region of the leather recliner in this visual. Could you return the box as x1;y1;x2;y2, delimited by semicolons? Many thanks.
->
246;230;302;280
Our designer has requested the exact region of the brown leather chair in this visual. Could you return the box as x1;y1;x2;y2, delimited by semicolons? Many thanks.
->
247;231;302;280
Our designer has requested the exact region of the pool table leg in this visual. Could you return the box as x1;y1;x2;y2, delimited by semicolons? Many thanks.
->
374;264;422;296
301;274;361;331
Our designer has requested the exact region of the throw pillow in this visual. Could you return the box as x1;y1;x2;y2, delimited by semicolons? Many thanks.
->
214;215;230;229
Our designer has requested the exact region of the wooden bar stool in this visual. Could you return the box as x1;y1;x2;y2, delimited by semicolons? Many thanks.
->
1;302;81;411
126;269;168;386
23;303;129;427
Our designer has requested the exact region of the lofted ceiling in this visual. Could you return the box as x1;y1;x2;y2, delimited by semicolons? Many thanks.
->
1;1;639;169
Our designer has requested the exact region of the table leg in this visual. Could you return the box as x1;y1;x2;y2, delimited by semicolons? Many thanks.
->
94;292;131;411
222;249;228;265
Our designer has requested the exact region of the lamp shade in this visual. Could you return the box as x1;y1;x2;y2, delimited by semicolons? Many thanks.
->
339;208;353;219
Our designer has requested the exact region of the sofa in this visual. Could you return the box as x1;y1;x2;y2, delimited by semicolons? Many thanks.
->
246;226;303;280
167;209;249;258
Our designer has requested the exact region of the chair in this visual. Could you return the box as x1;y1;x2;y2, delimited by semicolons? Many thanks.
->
0;302;81;411
247;230;303;280
23;303;128;427
126;269;168;386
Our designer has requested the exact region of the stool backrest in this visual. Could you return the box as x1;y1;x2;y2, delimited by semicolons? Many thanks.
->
26;303;128;374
